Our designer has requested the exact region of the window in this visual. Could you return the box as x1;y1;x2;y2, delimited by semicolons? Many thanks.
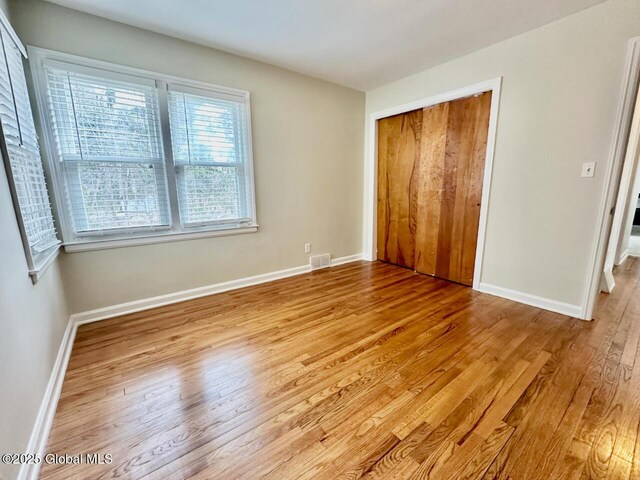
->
44;66;170;234
29;49;256;251
0;19;59;280
168;86;252;227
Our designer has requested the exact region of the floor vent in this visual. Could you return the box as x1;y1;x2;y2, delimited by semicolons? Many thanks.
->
310;254;331;270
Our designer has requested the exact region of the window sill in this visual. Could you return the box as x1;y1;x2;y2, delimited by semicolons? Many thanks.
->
63;224;259;253
29;244;61;284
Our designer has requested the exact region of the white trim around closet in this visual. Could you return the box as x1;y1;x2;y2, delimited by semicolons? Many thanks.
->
363;77;502;291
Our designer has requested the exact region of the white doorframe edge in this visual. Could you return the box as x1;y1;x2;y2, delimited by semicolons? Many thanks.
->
582;35;640;319
362;77;502;291
604;80;640;289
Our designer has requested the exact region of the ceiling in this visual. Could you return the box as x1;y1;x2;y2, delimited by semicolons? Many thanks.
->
44;0;606;91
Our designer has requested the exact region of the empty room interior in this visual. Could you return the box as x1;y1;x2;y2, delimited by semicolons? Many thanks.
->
3;0;640;479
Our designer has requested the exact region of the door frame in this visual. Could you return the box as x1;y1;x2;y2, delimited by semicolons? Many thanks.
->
363;77;502;290
603;75;640;290
583;35;640;319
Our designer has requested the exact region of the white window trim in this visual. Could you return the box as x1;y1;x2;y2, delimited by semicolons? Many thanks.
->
28;46;258;253
28;244;60;281
64;225;258;253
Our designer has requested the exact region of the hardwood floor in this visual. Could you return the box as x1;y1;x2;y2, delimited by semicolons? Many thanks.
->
40;259;640;480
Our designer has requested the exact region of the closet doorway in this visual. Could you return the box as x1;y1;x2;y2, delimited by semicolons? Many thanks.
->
372;81;500;287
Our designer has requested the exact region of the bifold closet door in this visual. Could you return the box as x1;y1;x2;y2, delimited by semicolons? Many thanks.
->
377;91;492;286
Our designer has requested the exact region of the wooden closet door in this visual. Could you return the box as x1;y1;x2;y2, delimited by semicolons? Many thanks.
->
414;92;492;285
376;110;422;269
377;92;491;286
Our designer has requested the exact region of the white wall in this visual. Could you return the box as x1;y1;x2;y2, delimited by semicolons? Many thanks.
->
365;0;640;311
0;4;70;479
10;0;365;314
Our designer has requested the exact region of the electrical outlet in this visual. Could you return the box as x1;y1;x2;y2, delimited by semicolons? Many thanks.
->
304;243;311;253
581;162;596;178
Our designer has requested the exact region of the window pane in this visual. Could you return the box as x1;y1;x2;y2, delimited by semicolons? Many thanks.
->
44;66;170;234
45;70;163;162
168;90;244;166
63;161;168;232
7;145;59;252
168;88;251;226
176;165;242;225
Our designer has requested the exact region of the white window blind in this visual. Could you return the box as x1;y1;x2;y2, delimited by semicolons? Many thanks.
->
43;64;170;235
0;26;59;276
31;49;257;249
168;86;253;227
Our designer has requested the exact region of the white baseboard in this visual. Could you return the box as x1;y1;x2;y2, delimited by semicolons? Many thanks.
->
71;253;364;325
17;320;78;480
71;264;310;325
477;282;584;319
19;253;364;480
616;249;630;266
330;253;364;267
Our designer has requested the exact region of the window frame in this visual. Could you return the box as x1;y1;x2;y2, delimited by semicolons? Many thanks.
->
167;83;254;229
28;47;258;253
0;14;60;282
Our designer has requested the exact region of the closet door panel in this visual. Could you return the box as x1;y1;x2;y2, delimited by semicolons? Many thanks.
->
376;110;422;268
414;102;449;276
459;93;492;284
415;92;492;285
376;114;397;264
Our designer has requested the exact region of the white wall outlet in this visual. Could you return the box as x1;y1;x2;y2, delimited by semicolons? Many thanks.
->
581;162;596;178
304;243;311;253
